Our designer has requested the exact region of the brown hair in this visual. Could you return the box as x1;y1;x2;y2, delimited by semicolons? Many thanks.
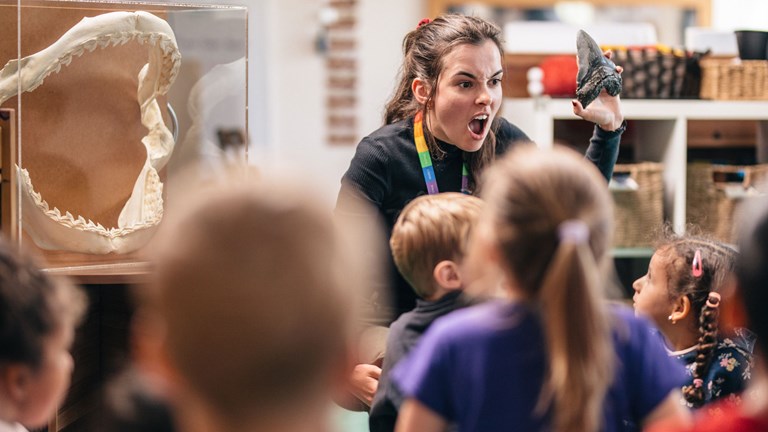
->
480;145;614;432
384;14;505;190
149;174;361;424
390;192;483;299
0;238;86;370
655;231;738;408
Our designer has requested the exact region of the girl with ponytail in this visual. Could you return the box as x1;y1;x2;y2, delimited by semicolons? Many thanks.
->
633;234;754;409
391;146;689;432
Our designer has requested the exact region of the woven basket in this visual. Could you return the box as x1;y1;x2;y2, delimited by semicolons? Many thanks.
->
611;163;664;248
687;163;768;242
700;58;768;100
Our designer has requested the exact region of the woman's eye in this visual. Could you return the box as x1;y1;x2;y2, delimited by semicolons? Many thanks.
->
458;82;472;89
490;78;502;86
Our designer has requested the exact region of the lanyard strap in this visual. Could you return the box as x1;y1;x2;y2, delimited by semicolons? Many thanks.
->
413;111;470;195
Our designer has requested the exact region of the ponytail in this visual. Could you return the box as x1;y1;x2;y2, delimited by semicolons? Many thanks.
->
682;292;721;407
535;222;614;432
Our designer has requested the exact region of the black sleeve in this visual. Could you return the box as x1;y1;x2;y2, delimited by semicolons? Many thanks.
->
337;137;390;209
585;121;625;182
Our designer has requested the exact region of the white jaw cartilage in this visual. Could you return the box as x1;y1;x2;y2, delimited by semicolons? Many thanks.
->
0;11;181;254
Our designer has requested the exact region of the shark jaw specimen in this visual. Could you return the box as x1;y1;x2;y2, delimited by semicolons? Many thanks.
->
0;11;180;254
575;29;622;108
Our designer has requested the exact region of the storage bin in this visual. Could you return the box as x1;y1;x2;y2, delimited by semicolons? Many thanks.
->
611;163;664;247
612;47;702;99
686;163;768;242
700;58;768;100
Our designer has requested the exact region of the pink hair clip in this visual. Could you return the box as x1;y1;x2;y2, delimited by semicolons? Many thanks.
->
417;18;431;28
706;292;722;309
692;249;703;278
693;378;704;388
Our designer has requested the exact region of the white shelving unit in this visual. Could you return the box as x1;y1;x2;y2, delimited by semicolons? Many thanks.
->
503;98;768;235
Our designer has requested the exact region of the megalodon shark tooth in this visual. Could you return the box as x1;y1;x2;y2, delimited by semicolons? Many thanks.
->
575;29;622;108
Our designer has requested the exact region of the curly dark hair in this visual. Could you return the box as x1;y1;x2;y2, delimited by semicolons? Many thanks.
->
656;230;738;408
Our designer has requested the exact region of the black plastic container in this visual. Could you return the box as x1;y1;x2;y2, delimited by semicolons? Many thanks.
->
735;30;768;60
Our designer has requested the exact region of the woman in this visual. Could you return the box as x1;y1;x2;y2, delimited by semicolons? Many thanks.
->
336;14;625;320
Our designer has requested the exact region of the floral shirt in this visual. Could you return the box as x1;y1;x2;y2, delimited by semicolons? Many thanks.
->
670;328;756;408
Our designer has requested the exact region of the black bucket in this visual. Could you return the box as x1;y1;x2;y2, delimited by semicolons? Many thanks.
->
735;30;768;60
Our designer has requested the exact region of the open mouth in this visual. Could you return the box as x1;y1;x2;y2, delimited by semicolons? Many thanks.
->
468;114;488;140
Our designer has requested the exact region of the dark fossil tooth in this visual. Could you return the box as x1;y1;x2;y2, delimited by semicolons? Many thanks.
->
576;29;622;108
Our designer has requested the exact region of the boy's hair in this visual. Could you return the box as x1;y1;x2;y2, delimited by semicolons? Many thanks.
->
655;230;738;408
480;145;614;432
384;14;505;190
736;198;768;358
149;175;361;424
0;238;86;369
390;193;483;299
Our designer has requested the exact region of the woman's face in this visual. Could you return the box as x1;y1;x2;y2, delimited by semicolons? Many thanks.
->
428;39;503;152
633;250;677;329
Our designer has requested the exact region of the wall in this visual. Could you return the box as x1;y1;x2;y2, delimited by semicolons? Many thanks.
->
258;0;424;204
712;0;768;31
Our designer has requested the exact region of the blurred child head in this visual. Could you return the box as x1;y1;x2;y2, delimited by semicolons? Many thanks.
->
390;193;483;300
736;199;768;359
0;238;87;428
632;232;738;407
466;145;615;432
143;173;364;431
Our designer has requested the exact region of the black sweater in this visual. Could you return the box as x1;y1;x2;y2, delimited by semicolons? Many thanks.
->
336;116;622;320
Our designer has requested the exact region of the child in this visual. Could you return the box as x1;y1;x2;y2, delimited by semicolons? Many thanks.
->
644;198;768;431
632;234;753;409
392;146;690;432
137;176;365;432
0;238;87;432
336;14;626;321
369;192;483;432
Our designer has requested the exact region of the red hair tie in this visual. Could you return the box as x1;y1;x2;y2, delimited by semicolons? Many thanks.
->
417;18;431;28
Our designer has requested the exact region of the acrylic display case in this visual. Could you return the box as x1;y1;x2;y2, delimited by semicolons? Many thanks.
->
0;0;248;282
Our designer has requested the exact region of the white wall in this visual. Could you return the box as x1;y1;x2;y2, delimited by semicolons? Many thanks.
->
712;0;768;31
259;0;424;205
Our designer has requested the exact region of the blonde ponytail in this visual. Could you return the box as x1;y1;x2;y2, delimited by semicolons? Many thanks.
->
536;230;613;432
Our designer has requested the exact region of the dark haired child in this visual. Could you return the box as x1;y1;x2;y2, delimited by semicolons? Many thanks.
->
633;235;753;408
0;239;87;431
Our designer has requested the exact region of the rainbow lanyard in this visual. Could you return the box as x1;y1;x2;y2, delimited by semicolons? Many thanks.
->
413;111;470;195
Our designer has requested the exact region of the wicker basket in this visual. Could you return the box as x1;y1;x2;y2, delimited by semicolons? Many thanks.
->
611;163;664;248
687;163;768;242
700;58;768;100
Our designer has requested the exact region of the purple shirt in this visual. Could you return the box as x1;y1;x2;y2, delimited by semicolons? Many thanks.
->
392;301;686;432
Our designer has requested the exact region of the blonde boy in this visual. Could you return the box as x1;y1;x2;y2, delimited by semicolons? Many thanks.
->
369;192;483;432
138;177;364;432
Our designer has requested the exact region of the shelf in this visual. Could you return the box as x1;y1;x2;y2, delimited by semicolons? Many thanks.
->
503;97;768;237
505;98;768;120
